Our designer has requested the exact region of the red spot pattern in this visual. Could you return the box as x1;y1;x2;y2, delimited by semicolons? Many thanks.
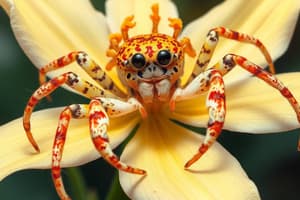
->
157;42;162;49
135;45;141;51
51;166;61;179
57;56;65;67
208;91;225;101
145;46;154;57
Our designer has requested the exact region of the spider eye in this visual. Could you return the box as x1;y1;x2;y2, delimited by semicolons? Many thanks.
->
131;53;146;69
157;50;172;66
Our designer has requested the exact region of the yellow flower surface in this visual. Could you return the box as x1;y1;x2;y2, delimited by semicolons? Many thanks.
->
0;0;299;199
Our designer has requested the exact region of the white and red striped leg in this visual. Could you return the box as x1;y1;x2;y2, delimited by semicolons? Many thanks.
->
23;71;114;152
171;69;226;168
172;53;300;168
51;104;89;200
88;99;146;174
51;100;146;200
187;26;275;85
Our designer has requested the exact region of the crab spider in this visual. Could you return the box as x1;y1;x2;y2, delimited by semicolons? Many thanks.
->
22;3;300;200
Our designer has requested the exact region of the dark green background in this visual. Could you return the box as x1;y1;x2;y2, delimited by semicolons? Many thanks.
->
0;1;299;199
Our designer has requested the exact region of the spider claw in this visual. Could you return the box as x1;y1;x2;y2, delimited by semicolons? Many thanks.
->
26;131;40;153
184;153;201;169
127;167;147;175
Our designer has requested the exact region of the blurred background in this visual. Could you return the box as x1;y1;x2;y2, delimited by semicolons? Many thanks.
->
0;0;299;199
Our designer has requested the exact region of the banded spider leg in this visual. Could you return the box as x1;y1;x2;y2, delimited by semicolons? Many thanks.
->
171;28;300;168
23;52;147;200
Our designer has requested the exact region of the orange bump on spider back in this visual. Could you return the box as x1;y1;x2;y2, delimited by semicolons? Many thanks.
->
180;37;196;57
168;17;182;39
121;15;136;40
150;3;160;33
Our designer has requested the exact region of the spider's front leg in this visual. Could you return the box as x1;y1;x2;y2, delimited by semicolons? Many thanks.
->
170;69;226;168
52;100;146;200
89;99;146;174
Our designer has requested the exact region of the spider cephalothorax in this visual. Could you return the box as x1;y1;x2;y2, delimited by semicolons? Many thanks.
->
105;5;196;104
116;33;185;103
22;3;300;200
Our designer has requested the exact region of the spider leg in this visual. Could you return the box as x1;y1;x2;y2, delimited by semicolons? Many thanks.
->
89;99;146;174
39;51;125;97
170;69;226;168
51;100;146;199
23;72;115;152
98;97;147;118
52;104;88;200
218;54;300;122
172;53;300;167
186;27;275;84
225;54;300;150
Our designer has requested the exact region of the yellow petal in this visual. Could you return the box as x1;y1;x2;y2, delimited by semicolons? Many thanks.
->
105;0;178;35
1;0;123;90
0;107;140;181
180;0;299;85
172;72;300;133
119;115;259;199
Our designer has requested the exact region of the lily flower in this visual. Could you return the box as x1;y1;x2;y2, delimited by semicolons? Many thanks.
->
1;0;299;199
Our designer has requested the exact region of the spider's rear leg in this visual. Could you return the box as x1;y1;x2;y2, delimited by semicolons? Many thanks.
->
221;54;300;122
228;54;300;150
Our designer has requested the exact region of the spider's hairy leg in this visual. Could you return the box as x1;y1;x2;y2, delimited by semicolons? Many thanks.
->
52;104;88;200
23;72;113;152
39;51;125;97
170;69;225;168
89;99;146;174
187;27;274;84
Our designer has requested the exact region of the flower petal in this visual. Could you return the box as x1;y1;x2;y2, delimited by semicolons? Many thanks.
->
1;0;123;89
105;0;178;35
172;72;300;133
119;116;259;199
180;0;299;85
0;107;139;181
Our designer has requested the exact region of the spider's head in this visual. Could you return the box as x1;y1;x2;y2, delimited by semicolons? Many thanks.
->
105;4;196;104
115;33;185;102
